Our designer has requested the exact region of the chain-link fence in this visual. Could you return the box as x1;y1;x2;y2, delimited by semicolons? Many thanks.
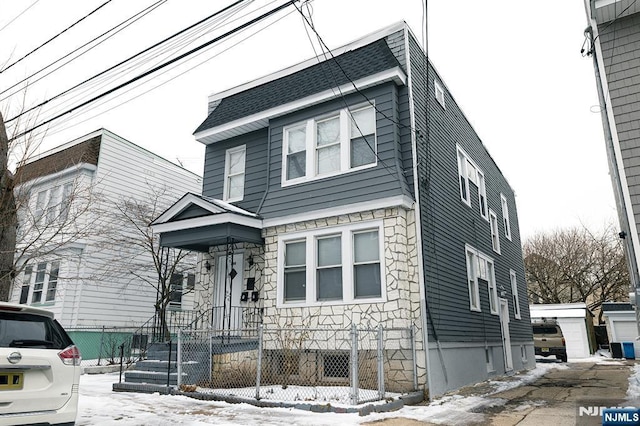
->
176;325;417;405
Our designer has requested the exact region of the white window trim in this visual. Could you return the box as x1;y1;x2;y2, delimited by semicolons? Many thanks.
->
510;269;521;319
223;145;246;202
282;104;377;187
21;261;60;305
489;209;501;254
465;244;498;315
501;193;512;241
434;80;446;109
457;147;471;207
457;145;486;215
477;170;488;221
276;221;385;308
466;247;481;312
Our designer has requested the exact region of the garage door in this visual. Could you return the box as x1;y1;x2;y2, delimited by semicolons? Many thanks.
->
613;320;638;342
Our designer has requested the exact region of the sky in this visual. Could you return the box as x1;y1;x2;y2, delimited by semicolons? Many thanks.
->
0;0;617;240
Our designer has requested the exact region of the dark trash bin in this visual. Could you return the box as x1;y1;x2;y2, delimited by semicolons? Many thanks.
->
623;342;635;359
611;342;623;359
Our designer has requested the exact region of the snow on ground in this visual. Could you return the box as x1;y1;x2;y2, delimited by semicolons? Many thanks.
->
78;362;570;425
627;363;640;402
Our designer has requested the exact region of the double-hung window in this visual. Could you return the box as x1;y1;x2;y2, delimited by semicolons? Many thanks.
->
223;145;246;202
489;210;501;254
353;230;381;298
34;184;74;225
456;146;487;219
284;240;306;302
501;194;512;240
283;105;376;185
510;270;521;319
478;171;488;220
316;235;342;300
316;116;341;175
457;148;470;205
466;245;498;315
279;222;384;306
466;248;481;311
22;261;60;304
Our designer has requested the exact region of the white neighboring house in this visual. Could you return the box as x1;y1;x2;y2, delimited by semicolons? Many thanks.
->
9;129;202;328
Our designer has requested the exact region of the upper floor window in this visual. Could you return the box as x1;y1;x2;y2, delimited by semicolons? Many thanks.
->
283;105;376;186
489;209;501;254
457;146;487;219
278;222;383;306
501;194;512;241
434;81;446;108
33;183;74;225
223;145;246;202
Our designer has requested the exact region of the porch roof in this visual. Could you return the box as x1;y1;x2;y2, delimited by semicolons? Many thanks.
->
151;193;263;252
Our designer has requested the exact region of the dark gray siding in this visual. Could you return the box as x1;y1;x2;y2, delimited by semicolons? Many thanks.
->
257;83;413;218
406;34;531;343
599;13;640;249
202;128;268;213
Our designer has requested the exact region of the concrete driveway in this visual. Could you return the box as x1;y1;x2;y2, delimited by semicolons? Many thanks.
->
365;358;636;426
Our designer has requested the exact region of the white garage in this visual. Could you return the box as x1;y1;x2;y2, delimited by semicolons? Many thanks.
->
602;302;640;358
529;303;596;359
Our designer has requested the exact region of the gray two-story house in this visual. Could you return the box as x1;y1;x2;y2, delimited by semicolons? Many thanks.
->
152;22;534;397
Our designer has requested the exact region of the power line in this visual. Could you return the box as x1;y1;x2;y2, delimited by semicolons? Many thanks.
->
1;0;114;74
10;0;300;141
45;5;296;139
25;0;254;128
0;0;41;35
6;0;248;125
0;0;167;101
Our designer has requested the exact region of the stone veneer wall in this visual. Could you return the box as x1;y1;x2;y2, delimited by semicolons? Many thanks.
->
192;243;265;326
261;206;427;388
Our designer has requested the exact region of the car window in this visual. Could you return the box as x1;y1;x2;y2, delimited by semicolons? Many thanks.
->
533;326;560;335
0;312;72;349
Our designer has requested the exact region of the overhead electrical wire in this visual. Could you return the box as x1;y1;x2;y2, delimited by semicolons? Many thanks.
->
1;0;114;74
293;2;399;181
6;0;248;125
29;0;258;131
46;4;297;138
0;0;41;35
10;0;300;141
0;0;168;102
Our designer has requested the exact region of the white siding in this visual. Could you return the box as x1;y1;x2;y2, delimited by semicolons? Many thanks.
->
12;129;202;328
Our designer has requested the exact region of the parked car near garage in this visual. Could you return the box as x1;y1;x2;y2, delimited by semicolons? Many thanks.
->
0;302;81;426
533;320;567;362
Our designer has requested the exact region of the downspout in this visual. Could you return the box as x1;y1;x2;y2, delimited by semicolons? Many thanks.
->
404;26;434;401
256;127;272;215
586;13;640;335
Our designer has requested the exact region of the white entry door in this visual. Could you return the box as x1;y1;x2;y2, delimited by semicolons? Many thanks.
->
214;253;244;332
499;298;513;371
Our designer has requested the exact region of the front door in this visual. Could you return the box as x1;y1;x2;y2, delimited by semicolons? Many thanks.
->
499;298;513;371
213;253;244;332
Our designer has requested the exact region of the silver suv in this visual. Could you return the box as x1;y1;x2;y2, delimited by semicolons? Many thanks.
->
0;302;81;426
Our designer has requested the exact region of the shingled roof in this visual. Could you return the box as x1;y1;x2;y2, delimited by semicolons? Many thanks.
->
194;38;402;134
16;136;101;183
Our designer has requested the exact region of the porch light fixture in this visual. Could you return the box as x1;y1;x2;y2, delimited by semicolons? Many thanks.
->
205;260;211;271
247;254;254;266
